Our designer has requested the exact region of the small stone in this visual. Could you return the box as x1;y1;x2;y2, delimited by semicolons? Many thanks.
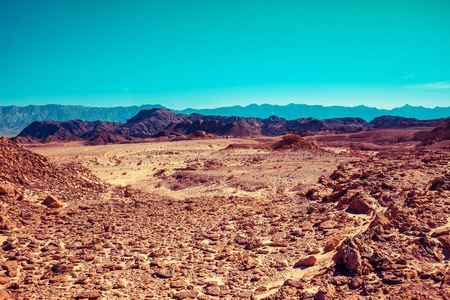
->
205;285;220;296
42;195;63;208
173;291;198;299
324;236;341;252
431;227;450;237
319;220;336;231
294;256;317;267
77;291;102;299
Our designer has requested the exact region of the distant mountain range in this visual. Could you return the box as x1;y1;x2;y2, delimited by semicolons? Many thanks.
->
1;103;450;137
11;108;450;145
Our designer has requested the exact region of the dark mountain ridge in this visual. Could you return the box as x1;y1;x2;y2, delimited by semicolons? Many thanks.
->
13;108;450;146
15;108;369;143
2;103;450;137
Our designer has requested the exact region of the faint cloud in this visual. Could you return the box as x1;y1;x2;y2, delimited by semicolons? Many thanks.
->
402;72;415;79
409;80;450;89
394;72;415;82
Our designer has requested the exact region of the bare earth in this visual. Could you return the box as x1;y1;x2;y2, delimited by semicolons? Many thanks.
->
31;138;352;200
2;135;450;299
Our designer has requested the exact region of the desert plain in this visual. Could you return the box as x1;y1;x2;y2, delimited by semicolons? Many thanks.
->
1;130;450;299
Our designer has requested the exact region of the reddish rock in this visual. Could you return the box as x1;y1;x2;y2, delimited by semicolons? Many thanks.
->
173;291;199;299
324;236;341;252
0;216;17;230
0;290;9;300
205;285;221;296
318;220;336;231
333;238;362;274
369;211;391;230
155;268;173;278
302;222;314;232
431;227;450;237
0;182;18;197
294;256;317;267
77;291;102;299
240;257;258;270
42;195;63;208
3;261;18;277
347;192;376;214
315;283;338;300
245;238;262;250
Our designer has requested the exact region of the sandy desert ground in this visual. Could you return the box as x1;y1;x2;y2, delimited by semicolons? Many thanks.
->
29;138;355;200
2;134;450;299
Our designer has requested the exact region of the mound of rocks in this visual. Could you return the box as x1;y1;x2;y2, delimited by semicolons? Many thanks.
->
271;134;321;151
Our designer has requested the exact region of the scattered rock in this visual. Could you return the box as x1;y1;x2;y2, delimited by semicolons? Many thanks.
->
294;256;317;267
42;195;63;208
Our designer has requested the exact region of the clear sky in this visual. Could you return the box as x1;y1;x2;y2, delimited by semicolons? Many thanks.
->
1;0;449;109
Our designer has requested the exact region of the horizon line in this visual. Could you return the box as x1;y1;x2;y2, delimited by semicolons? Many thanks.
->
1;102;449;111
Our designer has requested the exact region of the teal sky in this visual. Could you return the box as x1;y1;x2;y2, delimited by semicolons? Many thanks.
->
1;0;449;109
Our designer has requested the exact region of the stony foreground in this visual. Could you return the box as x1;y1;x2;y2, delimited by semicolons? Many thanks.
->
1;136;450;299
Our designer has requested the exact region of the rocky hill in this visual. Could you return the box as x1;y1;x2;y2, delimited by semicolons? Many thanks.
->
368;115;449;129
15;109;370;144
17;119;122;140
420;120;450;145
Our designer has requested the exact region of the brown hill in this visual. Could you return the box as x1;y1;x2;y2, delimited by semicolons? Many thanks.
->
17;119;122;142
369;115;448;129
0;137;104;193
154;119;254;137
84;132;131;146
323;117;367;132
114;108;188;138
421;120;450;145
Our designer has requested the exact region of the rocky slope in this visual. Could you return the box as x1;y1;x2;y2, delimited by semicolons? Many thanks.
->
421;120;450;146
